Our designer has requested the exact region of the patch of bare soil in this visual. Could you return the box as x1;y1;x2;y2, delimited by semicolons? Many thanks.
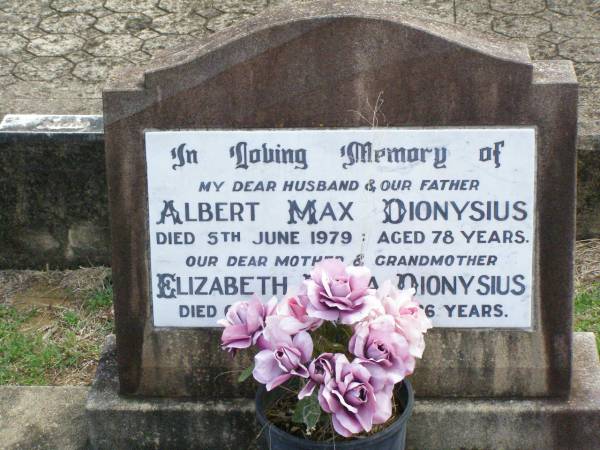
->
575;239;600;290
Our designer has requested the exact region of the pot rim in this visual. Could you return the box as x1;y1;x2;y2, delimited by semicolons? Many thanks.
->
255;378;414;448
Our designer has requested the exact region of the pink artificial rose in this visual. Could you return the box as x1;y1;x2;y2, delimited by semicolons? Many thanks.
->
374;281;433;358
302;258;376;324
349;315;415;390
275;295;323;332
317;354;392;437
217;295;277;353
252;320;313;391
298;352;334;399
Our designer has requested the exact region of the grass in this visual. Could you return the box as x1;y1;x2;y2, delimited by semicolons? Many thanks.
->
0;269;113;385
574;282;600;350
86;286;113;311
0;306;60;384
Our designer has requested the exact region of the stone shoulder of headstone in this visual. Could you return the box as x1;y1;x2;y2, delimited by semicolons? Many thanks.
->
102;0;578;399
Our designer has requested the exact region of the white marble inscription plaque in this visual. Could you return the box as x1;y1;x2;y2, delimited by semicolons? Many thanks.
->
145;128;535;328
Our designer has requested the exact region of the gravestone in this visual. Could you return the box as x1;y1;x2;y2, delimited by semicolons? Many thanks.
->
87;1;600;449
0;115;108;269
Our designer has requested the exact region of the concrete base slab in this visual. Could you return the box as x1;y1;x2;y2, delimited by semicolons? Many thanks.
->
0;386;89;450
86;335;256;450
87;333;600;450
408;332;600;449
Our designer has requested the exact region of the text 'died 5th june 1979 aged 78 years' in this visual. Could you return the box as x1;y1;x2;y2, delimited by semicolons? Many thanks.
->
145;128;535;329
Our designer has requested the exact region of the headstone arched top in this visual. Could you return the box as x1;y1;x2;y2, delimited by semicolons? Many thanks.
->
104;0;535;125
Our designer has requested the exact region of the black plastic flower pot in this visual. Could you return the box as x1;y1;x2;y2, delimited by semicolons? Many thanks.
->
255;379;414;450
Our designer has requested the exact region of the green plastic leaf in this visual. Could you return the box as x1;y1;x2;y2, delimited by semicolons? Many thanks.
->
238;364;254;382
292;392;321;433
314;321;353;354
